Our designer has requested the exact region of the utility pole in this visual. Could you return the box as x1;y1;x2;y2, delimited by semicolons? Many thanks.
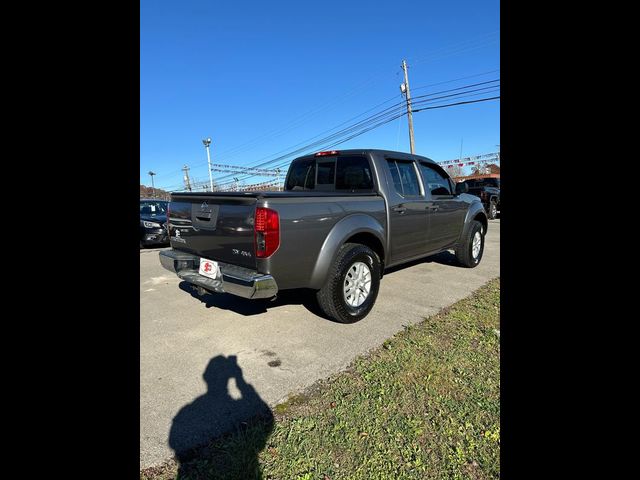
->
202;138;214;192
148;171;156;197
401;59;416;154
182;165;192;192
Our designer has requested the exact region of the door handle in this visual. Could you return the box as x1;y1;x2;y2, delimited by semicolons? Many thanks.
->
427;205;439;212
393;206;407;214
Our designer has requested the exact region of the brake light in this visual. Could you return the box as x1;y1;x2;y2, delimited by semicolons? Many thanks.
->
254;207;280;258
315;150;339;157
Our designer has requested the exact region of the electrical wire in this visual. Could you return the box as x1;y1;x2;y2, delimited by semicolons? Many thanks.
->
212;94;499;190
157;74;500;191
209;81;499;186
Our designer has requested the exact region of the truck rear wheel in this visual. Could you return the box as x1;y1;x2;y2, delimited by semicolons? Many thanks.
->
316;243;381;323
455;220;485;268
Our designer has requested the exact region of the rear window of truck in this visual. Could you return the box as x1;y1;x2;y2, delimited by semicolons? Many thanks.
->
285;156;374;192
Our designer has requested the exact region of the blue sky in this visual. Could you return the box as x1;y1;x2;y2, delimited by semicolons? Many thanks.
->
141;0;499;191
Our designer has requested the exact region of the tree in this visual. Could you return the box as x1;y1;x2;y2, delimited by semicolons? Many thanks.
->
140;184;170;200
446;164;463;178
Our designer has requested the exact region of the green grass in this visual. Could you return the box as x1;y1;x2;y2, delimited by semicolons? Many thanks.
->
141;278;500;480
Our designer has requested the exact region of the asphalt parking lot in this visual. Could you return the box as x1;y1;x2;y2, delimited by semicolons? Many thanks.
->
140;219;500;468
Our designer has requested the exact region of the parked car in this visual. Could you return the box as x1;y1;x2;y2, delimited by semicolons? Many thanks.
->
159;149;488;323
461;177;500;219
140;199;169;248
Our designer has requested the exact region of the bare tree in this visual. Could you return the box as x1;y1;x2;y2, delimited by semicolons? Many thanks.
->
446;164;463;178
470;163;485;176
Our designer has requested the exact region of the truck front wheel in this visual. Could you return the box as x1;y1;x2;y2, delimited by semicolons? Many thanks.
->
487;200;498;219
455;220;485;268
316;243;381;323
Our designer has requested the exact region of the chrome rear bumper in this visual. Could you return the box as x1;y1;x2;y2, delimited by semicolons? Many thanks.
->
159;249;278;299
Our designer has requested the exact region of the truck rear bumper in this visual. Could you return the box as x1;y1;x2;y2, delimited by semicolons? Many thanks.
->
159;249;278;299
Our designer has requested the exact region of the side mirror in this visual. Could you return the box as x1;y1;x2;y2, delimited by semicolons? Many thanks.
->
455;182;468;194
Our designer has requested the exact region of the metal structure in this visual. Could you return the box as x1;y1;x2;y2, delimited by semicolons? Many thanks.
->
437;152;500;176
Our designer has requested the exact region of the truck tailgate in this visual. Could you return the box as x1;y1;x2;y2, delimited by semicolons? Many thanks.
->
168;194;257;270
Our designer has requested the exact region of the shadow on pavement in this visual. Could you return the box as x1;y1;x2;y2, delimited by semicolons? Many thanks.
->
179;252;464;320
179;283;328;319
169;355;274;479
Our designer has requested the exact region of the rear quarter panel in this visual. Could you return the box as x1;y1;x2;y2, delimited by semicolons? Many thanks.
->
258;196;386;290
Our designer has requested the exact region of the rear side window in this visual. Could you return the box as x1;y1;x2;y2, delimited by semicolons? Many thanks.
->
286;158;316;190
336;156;373;191
386;159;421;197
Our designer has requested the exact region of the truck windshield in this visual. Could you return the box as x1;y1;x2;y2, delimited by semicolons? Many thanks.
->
286;156;373;192
140;201;167;215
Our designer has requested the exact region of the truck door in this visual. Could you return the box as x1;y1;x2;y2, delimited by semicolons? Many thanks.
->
418;162;468;251
384;158;429;261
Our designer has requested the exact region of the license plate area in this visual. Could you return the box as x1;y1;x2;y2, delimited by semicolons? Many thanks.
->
198;258;220;279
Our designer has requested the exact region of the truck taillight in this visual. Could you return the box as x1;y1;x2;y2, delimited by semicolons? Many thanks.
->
254;207;280;258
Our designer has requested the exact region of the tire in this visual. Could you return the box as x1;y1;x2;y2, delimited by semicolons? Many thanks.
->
487;200;498;220
316;243;381;323
455;220;485;268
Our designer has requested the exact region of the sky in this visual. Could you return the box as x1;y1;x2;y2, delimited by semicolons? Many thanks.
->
140;0;500;191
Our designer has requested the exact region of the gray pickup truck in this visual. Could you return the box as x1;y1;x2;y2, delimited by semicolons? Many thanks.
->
160;149;487;323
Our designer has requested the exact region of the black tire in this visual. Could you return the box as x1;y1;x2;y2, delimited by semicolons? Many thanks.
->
455;220;485;268
487;200;498;220
316;243;381;323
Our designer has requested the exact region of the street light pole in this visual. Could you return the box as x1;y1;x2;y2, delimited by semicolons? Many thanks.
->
148;171;156;197
202;137;214;192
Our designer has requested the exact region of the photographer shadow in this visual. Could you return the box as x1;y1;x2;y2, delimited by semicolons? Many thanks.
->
169;355;274;479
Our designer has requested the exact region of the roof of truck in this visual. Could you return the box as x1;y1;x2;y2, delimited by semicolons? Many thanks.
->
295;149;438;164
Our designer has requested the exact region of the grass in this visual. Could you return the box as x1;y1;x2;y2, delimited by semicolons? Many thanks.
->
141;278;500;480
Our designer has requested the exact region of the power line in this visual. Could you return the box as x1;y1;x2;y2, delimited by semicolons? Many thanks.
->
210;80;500;185
412;79;499;100
410;69;500;91
157;73;500;191
150;34;500;184
211;88;500;188
408;31;499;66
412;96;500;113
211;33;499;165
214;94;499;189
